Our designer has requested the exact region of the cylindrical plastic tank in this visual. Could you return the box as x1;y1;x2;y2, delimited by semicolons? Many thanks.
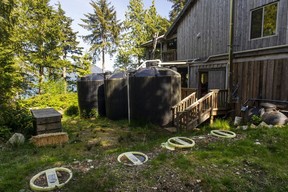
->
77;73;106;117
105;72;128;120
129;67;181;126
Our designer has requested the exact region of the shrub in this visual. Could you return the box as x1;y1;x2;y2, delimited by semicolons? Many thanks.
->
210;119;231;130
251;115;262;125
21;93;78;111
65;105;79;116
80;108;98;118
0;105;34;138
0;126;12;141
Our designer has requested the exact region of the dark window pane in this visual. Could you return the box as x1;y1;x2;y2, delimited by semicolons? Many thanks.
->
263;3;277;36
251;8;263;39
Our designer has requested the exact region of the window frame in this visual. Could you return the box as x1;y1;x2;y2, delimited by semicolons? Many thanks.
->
249;2;279;40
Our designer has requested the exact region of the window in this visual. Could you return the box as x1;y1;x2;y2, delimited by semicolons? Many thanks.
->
250;2;278;39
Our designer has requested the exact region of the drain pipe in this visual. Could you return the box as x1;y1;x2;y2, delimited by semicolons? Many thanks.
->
127;71;131;124
227;0;235;103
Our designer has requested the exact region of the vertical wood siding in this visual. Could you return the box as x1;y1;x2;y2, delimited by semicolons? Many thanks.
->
234;0;288;52
233;59;288;104
177;0;230;60
175;0;287;60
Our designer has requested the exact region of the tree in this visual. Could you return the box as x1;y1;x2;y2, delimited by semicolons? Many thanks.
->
115;0;170;69
119;0;147;65
114;52;133;70
12;0;65;94
10;0;82;95
0;0;22;105
167;0;188;21
145;0;170;59
56;3;82;93
80;0;121;72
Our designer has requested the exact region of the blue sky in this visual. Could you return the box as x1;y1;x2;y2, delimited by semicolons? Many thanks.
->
49;0;173;71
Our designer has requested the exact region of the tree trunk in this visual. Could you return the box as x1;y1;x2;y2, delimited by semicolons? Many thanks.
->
102;49;105;73
63;66;67;94
38;66;44;94
151;32;159;59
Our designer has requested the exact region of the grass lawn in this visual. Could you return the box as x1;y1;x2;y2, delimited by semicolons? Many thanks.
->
1;116;288;192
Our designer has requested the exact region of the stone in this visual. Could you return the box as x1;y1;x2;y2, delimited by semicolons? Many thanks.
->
261;111;288;126
7;133;25;146
242;125;248;130
257;121;269;128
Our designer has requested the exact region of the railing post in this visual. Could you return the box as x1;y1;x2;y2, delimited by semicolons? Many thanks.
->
210;91;214;124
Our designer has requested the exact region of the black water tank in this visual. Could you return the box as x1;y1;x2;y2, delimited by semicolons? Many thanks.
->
129;67;181;126
77;73;106;117
105;72;128;120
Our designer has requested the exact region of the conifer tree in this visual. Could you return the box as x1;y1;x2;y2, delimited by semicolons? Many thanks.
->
80;0;121;72
119;0;147;65
13;0;65;94
56;4;82;93
145;0;170;59
0;0;22;104
167;0;188;21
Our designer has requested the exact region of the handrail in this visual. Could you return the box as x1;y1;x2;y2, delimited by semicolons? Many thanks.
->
171;92;197;126
172;92;197;110
174;90;229;131
185;92;213;111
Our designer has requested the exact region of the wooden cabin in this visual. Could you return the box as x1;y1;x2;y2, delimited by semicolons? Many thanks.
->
145;0;288;115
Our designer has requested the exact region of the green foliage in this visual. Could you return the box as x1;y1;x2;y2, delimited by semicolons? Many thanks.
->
144;0;170;59
251;115;262;125
0;105;33;138
21;92;78;111
80;108;98;118
42;80;66;95
9;0;82;95
167;0;188;21
0;126;12;141
118;0;147;65
210;119;231;130
116;0;171;69
80;0;121;72
65;105;79;116
0;46;22;105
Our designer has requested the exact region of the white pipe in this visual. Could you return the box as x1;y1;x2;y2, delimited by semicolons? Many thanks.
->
136;59;162;70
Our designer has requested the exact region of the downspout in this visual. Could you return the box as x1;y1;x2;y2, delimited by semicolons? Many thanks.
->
227;0;235;103
127;72;130;124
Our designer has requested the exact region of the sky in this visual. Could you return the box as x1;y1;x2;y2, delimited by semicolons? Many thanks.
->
49;0;173;71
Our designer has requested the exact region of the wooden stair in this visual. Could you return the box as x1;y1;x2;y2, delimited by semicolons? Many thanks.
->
172;89;229;132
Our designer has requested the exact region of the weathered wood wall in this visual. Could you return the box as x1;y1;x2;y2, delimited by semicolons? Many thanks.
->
233;58;288;104
177;0;230;60
176;0;288;60
234;0;288;52
189;63;227;89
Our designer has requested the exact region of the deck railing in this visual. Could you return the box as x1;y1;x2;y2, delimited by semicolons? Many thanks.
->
171;92;197;124
173;89;229;131
211;89;229;110
181;88;197;99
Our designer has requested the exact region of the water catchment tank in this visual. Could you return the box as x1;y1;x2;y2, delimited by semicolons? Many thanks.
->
77;73;106;117
129;67;181;126
105;72;128;120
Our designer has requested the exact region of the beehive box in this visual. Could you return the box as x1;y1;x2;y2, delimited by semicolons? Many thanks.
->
31;108;62;135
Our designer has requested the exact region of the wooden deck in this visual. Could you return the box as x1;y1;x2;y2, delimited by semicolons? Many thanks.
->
172;89;229;131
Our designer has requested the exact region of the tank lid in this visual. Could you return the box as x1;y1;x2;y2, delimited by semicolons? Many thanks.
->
132;67;180;77
109;71;127;79
79;73;104;81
